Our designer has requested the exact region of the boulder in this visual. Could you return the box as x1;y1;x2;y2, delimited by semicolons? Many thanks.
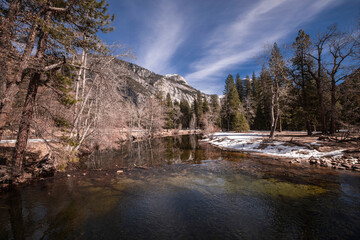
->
352;164;360;170
309;157;317;164
31;154;56;177
341;163;351;169
320;162;328;167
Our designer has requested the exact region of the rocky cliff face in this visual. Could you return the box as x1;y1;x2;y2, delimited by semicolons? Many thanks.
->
112;59;203;105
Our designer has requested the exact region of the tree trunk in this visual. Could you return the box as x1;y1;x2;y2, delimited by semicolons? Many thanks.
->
316;80;327;134
278;114;282;132
8;189;25;240
300;49;312;136
306;119;312;136
269;85;276;139
329;76;336;134
11;9;51;178
11;72;41;177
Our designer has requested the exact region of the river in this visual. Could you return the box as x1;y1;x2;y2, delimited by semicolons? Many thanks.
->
0;135;359;239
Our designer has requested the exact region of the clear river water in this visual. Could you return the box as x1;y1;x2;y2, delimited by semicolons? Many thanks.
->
1;135;360;239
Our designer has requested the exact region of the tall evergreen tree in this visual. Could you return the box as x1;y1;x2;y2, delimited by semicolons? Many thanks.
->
252;68;272;130
251;72;257;97
221;74;249;131
268;42;289;138
244;75;252;99
9;0;114;177
243;75;254;125
165;93;174;129
291;29;316;135
195;91;203;127
210;95;221;127
180;98;191;128
235;73;244;102
203;97;210;113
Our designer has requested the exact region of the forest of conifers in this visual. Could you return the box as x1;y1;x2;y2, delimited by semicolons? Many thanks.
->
219;27;360;138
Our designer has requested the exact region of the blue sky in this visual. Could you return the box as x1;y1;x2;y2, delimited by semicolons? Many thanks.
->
101;0;359;95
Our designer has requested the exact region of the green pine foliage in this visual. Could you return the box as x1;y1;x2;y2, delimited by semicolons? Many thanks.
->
180;98;191;128
252;69;272;130
235;73;244;102
221;74;249;132
289;29;318;134
165;93;174;129
210;95;221;127
195;91;203;127
339;69;360;127
244;75;252;99
203;97;210;113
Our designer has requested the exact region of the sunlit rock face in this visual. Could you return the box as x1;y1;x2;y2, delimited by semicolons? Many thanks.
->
111;59;207;105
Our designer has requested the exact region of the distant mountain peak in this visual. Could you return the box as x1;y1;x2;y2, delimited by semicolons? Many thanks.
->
111;59;206;105
164;74;189;86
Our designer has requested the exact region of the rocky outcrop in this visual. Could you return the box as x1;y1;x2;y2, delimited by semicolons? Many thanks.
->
111;59;208;105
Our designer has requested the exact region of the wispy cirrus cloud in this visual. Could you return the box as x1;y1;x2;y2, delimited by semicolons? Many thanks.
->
136;0;187;74
185;0;340;92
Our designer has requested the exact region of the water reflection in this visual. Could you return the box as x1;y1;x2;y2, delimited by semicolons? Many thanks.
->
0;135;359;239
7;189;25;240
83;135;223;170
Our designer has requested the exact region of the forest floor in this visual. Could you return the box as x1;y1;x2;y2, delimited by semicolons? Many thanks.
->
203;131;360;172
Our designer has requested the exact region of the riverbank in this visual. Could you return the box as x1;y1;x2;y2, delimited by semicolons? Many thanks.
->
203;131;360;172
0;143;55;190
0;130;204;190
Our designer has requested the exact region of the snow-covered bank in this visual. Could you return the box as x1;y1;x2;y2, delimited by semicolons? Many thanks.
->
0;139;53;144
203;132;344;159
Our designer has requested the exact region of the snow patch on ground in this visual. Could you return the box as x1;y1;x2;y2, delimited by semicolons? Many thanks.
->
0;139;53;144
203;132;344;159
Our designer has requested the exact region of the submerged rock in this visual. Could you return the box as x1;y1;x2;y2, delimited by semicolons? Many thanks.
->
341;163;351;169
352;164;360;171
309;157;317;164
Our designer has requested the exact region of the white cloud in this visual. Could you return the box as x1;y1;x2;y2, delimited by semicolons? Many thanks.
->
136;0;186;74
185;0;340;87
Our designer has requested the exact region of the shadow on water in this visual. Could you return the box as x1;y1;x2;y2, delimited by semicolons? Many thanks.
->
0;135;360;239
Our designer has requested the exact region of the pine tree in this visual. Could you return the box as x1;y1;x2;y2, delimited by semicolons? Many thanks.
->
235;73;244;102
339;69;360;128
165;93;174;129
180;98;191;128
268;42;288;138
203;97;210;113
195;91;203;128
244;75;252;99
9;0;114;177
252;68;272;130
251;72;257;97
243;75;254;125
291;29;317;135
210;95;221;127
221;74;249;131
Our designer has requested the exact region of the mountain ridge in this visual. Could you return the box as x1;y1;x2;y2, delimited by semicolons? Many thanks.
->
113;59;208;105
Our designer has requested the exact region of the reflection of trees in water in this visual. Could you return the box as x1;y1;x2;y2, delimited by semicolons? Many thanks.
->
6;189;25;240
83;135;222;169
